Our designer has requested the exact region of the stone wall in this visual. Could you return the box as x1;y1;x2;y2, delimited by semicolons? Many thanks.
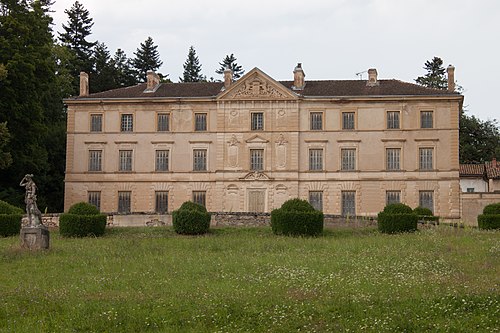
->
461;192;500;226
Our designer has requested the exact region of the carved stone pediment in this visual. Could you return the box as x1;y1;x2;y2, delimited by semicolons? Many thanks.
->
245;135;269;143
217;68;298;100
240;171;273;181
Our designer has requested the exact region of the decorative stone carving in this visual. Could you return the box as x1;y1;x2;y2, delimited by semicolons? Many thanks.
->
19;174;49;250
231;79;289;99
227;135;240;167
240;171;272;181
275;134;287;169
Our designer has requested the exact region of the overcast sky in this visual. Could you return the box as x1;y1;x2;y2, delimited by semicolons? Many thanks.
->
49;0;499;121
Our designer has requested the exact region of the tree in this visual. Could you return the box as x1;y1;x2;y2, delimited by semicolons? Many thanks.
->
0;64;7;81
132;36;164;82
59;1;95;94
91;41;117;93
215;53;244;79
0;122;12;170
459;111;500;163
415;56;447;89
113;49;138;87
180;46;205;82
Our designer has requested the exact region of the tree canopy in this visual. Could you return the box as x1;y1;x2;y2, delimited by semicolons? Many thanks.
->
415;56;447;89
180;46;205;82
132;36;164;82
215;53;244;79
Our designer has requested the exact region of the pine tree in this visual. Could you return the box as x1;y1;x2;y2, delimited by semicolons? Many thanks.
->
91;42;117;93
132;36;164;82
180;46;205;82
215;53;244;79
415;56;447;89
114;49;138;87
0;122;12;170
59;1;96;94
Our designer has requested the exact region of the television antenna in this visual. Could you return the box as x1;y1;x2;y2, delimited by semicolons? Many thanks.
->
355;70;367;80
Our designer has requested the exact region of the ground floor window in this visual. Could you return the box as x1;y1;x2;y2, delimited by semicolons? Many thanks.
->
88;191;101;211
155;191;168;214
118;191;131;213
386;191;401;206
341;191;356;216
192;191;206;207
309;191;323;211
419;191;434;213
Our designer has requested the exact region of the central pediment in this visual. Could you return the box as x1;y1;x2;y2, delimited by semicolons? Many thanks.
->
217;68;298;100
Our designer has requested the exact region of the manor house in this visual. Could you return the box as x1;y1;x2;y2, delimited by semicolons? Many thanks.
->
64;64;463;220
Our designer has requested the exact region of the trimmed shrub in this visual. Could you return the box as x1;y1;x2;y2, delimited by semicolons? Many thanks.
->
413;206;433;216
67;202;100;215
377;212;418;234
0;200;24;215
383;203;413;214
172;201;211;235
59;202;106;237
271;198;324;236
0;214;22;237
478;203;500;230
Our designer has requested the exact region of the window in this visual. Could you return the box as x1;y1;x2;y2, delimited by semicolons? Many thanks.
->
118;191;131;214
342;112;355;130
387;111;400;129
386;191;401;205
193;149;207;171
419;148;433;170
341;191;356;216
341;148;356;171
309;191;323;211
466;188;475;193
195;113;207;131
250;149;264;171
88;150;102;172
90;114;102;132
251;112;264;130
155;150;169;171
88;191;101;210
121;114;133;132
419;191;434;213
192;191;206;207
386;148;401;170
310;112;323;130
157;113;170;132
421;111;433;129
155;191;168;214
309;149;323;171
119;150;133;171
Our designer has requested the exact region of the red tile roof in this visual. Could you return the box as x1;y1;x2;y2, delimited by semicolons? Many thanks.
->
459;164;485;177
485;160;500;179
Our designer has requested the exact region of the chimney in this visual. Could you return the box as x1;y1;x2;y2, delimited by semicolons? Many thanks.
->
224;66;233;89
292;63;305;90
367;68;379;86
447;65;455;92
145;70;160;92
79;72;89;97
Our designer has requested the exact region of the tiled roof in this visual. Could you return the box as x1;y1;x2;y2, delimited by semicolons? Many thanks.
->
485;160;500;179
74;79;460;100
459;164;485;177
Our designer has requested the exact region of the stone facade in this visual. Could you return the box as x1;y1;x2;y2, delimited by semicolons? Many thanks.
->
64;65;463;220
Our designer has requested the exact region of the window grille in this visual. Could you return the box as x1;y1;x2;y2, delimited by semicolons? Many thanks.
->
118;191;131;213
251;112;264;130
419;191;434;213
341;148;356;171
309;191;323;211
421;111;433;129
195;113;207;131
342;191;356;216
121;114;133;132
155;191;168;214
419;148;433;170
386;191;401;205
88;191;101;210
386;148;401;170
309;149;323;171
88;150;102;171
193;149;207;171
310;112;323;130
342;112;355;129
155;150;169;171
119;150;133;171
91;114;102;132
387;111;400;129
250;149;264;171
192;191;206;207
157;113;170;131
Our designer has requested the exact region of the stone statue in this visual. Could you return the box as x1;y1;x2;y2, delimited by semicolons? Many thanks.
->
20;174;43;227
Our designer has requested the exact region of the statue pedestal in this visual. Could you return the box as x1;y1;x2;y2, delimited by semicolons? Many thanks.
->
20;226;50;250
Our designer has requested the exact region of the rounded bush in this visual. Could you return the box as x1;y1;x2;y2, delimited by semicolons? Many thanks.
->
0;214;22;237
172;201;211;235
483;203;500;215
413;206;433;216
67;202;100;215
0;200;24;215
271;198;324;236
377;212;418;234
59;214;107;237
383;203;413;214
477;215;500;230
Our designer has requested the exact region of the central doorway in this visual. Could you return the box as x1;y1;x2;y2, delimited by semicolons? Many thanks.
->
248;190;266;212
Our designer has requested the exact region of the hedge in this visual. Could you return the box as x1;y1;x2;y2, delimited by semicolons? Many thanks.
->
383;203;413;214
172;201;211;235
483;203;500;215
377;213;418;234
271;198;324;236
68;202;100;215
59;214;107;237
0;214;22;237
413;206;433;216
478;203;500;230
0;200;24;215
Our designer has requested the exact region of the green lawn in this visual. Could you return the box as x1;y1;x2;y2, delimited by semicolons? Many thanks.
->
0;226;499;332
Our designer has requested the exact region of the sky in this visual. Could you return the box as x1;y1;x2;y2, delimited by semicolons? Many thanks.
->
49;0;500;121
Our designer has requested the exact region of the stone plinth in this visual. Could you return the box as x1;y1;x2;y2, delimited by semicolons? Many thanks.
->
20;226;50;250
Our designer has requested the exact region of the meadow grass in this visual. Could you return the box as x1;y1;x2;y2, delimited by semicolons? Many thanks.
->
0;226;498;332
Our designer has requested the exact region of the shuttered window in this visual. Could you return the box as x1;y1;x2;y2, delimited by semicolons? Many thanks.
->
91;114;102;132
341;149;356;171
309;149;323;171
386;148;401;170
419;148;433;170
387;111;400;129
251;112;264;130
155;150;169;171
341;191;356;216
342;112;355;129
119;150;133;171
155;191;168;214
250;149;264;171
88;191;101;210
192;191;206;207
386;191;401;205
118;191;131;213
88;150;102;172
195;113;207;131
310;112;323;130
419;191;434;213
193;149;207;171
157;113;170;131
309;191;323;211
421;111;433;128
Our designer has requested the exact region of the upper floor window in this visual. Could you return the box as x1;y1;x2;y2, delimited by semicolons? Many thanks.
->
250;149;264;171
155;150;169;172
121;114;133;132
119;150;133;171
309;191;323;211
387;111;400;129
309;149;323;171
386;191;401;205
88;191;101;211
90;114;102;132
386;148;401;170
157;113;170;132
342;112;355;130
195;113;207;131
88;150;102;172
341;148;356;171
310;112;323;130
192;191;206;207
155;191;168;214
421;111;433;129
118;191;131;214
419;147;433;170
193;149;207;171
251;112;264;130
